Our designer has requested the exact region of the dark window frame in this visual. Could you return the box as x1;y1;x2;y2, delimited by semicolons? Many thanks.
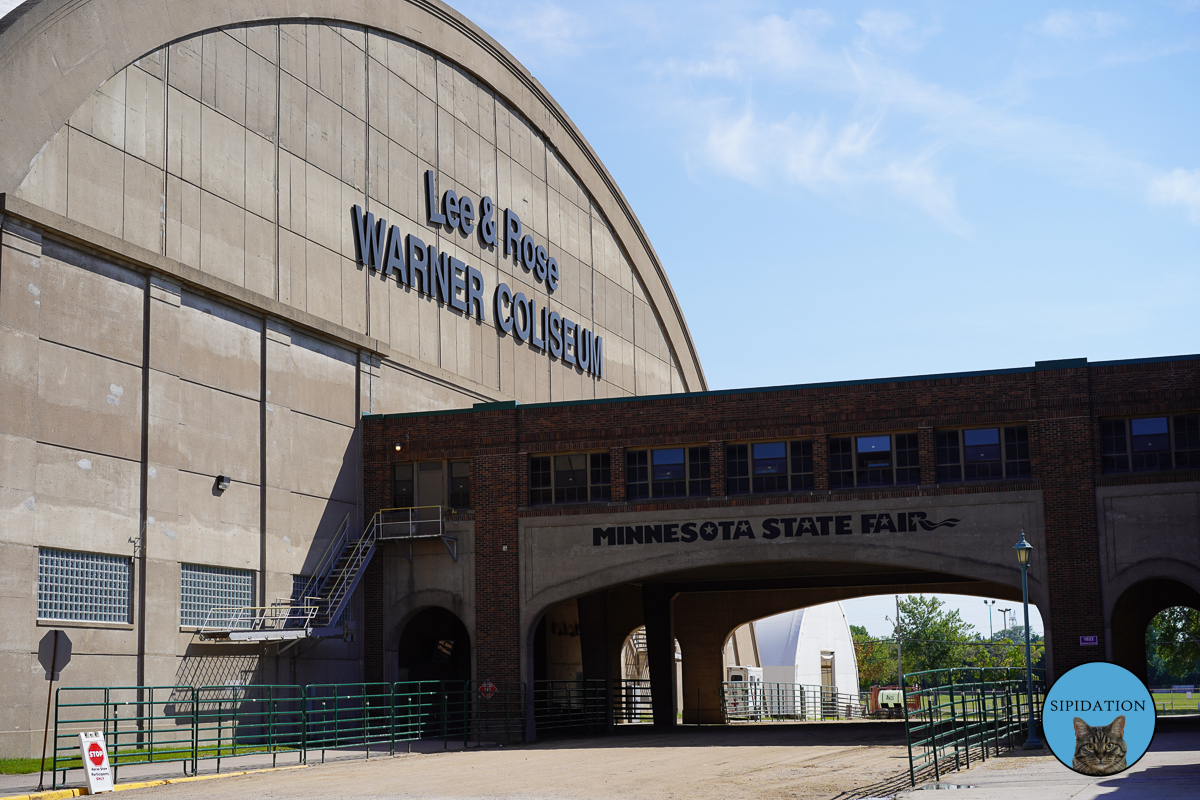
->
934;425;1032;483
627;446;710;499
829;432;921;489
1100;414;1200;474
727;440;819;495
528;451;612;505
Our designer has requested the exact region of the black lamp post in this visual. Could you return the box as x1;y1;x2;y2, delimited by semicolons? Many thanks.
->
1014;530;1042;749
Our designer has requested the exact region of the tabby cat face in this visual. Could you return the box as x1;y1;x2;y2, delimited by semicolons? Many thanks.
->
1071;715;1127;776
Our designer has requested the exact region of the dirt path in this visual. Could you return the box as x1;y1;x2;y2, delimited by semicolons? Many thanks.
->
126;722;913;800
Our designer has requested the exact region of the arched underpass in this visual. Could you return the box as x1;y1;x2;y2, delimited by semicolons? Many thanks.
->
531;558;1032;731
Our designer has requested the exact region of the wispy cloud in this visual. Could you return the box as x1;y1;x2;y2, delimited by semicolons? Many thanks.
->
1036;10;1128;40
856;10;942;53
1149;168;1200;223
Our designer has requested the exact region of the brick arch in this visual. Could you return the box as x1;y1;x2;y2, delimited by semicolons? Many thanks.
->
1110;577;1200;683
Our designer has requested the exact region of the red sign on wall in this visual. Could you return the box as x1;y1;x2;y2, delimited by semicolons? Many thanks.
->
479;681;497;700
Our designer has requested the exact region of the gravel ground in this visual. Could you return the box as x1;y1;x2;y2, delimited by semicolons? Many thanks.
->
118;722;912;800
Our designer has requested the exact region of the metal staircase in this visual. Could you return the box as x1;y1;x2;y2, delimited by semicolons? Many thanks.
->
198;507;458;643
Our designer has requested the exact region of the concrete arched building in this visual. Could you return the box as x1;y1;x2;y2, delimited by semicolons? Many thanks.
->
0;0;704;756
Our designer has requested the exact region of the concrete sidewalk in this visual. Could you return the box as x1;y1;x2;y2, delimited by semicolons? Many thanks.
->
901;720;1200;800
0;738;480;798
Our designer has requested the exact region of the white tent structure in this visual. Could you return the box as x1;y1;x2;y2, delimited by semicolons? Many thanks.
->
751;602;860;718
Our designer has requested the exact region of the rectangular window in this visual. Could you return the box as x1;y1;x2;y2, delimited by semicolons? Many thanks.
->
180;563;254;627
627;447;709;498
1004;427;1031;479
626;450;649;500
828;437;854;489
1131;417;1171;472
554;454;588;503
856;435;893;487
895;433;920;485
1101;420;1129;473
37;548;132;623
936;425;1030;482
448;461;470;509
726;444;750;495
963;428;1003;481
1175;414;1200;470
790;440;814;491
752;442;788;493
689;447;711;497
529;456;553;505
393;463;414;508
652;448;687;498
590;453;612;501
530;452;611;505
935;431;961;483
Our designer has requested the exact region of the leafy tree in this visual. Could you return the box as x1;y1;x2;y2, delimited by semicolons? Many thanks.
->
1147;607;1200;683
894;595;976;675
851;624;897;691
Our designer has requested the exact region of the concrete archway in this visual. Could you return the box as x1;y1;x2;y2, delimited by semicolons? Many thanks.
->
1110;578;1200;683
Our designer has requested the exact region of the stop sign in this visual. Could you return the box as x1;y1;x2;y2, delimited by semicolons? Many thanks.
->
87;741;104;766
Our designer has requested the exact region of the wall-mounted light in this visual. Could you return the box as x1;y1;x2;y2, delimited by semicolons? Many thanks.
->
394;443;403;452
215;474;231;492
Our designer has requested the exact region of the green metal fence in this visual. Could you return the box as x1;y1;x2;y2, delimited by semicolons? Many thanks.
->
902;667;1046;787
51;681;526;788
532;679;606;735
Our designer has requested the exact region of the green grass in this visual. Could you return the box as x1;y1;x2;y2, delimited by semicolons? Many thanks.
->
0;744;295;775
1151;692;1200;713
0;757;52;775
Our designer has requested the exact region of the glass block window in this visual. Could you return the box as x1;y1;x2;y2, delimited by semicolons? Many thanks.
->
1101;415;1200;474
393;463;414;508
790;440;814;490
936;426;1031;483
895;433;920;485
828;437;854;489
448;461;470;509
935;431;962;483
529;452;611;505
181;563;254;627
38;548;131;623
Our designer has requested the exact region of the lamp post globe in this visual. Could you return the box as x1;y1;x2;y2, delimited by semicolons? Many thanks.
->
1014;530;1042;749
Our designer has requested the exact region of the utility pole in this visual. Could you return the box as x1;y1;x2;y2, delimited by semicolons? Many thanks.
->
895;595;903;688
984;599;996;639
999;608;1013;635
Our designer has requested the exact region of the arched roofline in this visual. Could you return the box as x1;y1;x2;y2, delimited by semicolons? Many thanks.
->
0;0;706;391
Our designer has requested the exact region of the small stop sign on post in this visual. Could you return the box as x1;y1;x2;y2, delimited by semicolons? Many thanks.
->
479;681;497;700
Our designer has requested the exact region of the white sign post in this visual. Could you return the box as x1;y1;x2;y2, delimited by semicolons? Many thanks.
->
78;732;114;794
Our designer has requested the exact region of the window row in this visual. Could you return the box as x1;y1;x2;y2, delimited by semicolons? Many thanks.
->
527;426;1034;504
1101;415;1200;474
392;460;471;510
36;549;256;627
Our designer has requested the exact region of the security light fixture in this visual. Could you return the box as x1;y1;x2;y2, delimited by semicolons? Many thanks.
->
394;443;403;452
216;474;231;492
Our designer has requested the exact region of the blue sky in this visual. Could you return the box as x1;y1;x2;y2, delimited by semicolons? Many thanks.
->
455;0;1199;395
448;0;1200;637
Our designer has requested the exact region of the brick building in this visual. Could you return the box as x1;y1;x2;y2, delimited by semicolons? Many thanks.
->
363;355;1200;726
